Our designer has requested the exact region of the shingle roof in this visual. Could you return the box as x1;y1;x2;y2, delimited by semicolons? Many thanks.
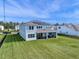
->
64;24;79;31
21;20;51;26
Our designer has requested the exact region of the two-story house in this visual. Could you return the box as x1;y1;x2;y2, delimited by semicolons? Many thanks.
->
57;24;79;36
19;21;57;41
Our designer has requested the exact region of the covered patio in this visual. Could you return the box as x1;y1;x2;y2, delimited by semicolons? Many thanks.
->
36;32;56;39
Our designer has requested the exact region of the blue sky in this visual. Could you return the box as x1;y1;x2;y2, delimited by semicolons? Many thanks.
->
0;0;79;24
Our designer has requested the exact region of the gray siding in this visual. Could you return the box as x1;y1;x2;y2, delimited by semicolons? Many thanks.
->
19;25;26;40
19;25;57;41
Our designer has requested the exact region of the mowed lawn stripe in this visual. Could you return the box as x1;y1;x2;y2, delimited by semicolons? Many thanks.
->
13;34;54;59
0;34;79;59
12;36;25;59
13;35;31;59
1;35;13;59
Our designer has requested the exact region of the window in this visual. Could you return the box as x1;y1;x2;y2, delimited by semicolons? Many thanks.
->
29;26;34;30
37;26;38;29
37;26;42;29
59;27;61;29
28;34;35;38
40;26;42;28
29;26;31;30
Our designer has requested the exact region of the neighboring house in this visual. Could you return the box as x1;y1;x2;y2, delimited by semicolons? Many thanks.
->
19;21;57;41
57;24;79;36
0;25;4;31
15;25;19;31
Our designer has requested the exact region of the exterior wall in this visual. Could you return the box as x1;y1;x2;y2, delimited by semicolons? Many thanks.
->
26;31;36;41
25;26;36;41
19;25;57;41
58;26;79;36
0;26;4;30
15;25;19;30
19;25;37;41
19;25;26;40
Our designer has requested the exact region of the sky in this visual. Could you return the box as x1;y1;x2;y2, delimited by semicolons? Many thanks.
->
0;0;79;24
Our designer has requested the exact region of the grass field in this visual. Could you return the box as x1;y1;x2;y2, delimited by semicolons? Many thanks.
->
0;34;79;59
0;34;5;40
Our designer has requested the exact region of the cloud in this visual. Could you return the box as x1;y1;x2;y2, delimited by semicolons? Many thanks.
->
44;0;63;12
59;10;79;18
0;0;79;23
0;0;51;18
0;0;64;18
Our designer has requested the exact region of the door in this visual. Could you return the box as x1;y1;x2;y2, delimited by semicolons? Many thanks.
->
36;33;46;39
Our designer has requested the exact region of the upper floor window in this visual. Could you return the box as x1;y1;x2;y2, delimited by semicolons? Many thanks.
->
37;26;42;29
29;26;34;30
58;27;61;29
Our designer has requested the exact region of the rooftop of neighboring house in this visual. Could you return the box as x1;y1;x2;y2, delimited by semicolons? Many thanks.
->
58;23;79;31
20;20;51;26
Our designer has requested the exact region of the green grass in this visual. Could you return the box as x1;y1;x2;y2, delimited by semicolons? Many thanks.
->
0;34;5;40
0;34;79;59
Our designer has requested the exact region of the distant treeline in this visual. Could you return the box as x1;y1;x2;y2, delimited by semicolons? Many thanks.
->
0;21;65;29
0;21;20;29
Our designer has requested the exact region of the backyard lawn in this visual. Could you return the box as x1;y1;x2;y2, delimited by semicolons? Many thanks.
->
0;34;79;59
0;34;5;40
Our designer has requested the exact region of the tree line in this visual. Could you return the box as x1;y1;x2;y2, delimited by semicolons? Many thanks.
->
0;21;20;29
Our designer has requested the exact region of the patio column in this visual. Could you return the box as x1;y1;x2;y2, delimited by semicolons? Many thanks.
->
46;32;48;39
56;32;57;38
